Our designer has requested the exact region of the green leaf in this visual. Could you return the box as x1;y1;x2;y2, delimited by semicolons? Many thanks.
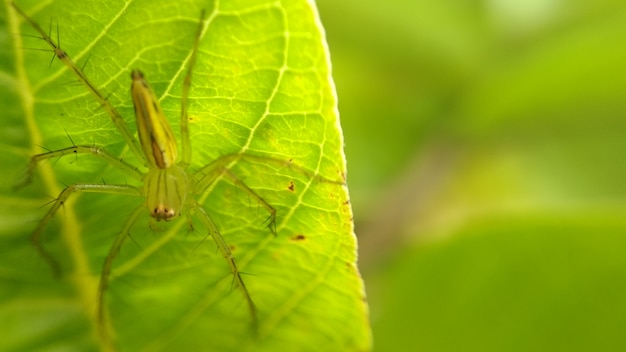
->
372;214;626;352
319;1;626;351
0;0;371;350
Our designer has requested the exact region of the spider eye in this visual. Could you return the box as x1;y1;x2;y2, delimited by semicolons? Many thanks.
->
151;206;177;221
145;167;188;222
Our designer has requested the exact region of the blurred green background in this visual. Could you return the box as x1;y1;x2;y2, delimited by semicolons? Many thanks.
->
317;0;626;350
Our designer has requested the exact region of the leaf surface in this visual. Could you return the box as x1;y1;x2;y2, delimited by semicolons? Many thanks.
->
0;0;371;350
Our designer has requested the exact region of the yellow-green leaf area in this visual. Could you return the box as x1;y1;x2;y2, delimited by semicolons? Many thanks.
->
0;0;371;350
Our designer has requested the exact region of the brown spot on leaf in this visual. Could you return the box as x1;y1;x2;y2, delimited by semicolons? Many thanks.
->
229;245;237;251
290;234;306;241
339;171;346;182
287;181;295;192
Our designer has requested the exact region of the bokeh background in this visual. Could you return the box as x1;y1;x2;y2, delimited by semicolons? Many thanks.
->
317;0;626;350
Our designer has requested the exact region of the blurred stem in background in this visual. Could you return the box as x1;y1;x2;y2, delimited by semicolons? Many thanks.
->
318;0;626;350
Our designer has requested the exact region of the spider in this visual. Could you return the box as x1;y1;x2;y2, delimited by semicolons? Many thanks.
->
10;3;321;343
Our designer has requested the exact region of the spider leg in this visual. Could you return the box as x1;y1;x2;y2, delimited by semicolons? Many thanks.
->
191;203;258;330
192;152;345;236
194;152;345;189
31;183;142;276
15;144;144;190
223;168;277;235
179;10;206;169
97;203;145;345
193;160;276;235
12;2;146;162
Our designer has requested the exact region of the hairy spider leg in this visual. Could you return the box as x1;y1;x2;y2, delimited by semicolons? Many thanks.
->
11;2;146;162
15;144;144;190
193;160;278;235
191;151;346;233
97;204;145;344
192;203;258;328
31;184;142;276
194;152;344;188
173;8;260;324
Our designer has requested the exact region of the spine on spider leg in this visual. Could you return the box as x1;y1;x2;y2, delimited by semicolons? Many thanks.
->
13;145;145;190
11;2;146;163
194;205;258;329
29;183;143;277
221;168;277;235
